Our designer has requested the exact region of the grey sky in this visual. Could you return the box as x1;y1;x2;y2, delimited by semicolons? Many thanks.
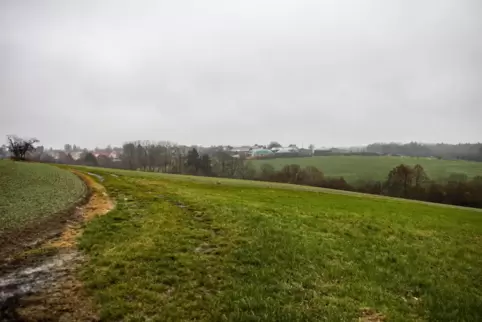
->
1;0;481;148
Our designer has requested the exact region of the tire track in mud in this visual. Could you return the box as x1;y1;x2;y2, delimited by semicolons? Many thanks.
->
0;171;114;321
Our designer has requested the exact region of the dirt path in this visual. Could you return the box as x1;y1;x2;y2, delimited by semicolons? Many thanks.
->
0;171;113;321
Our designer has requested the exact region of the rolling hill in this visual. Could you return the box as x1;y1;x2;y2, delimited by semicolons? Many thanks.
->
250;155;482;183
77;167;482;321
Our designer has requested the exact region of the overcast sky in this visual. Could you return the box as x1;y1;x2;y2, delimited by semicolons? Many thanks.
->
1;0;481;148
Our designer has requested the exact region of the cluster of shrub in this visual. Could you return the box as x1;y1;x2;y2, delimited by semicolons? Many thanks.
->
253;163;482;209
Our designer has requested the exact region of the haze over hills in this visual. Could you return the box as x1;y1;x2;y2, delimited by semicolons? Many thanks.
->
1;0;481;148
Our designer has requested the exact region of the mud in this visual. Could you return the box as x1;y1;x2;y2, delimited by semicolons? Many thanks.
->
0;171;114;321
0;197;89;266
0;252;79;303
359;307;386;321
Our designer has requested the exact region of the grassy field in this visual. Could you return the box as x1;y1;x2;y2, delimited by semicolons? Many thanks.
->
0;160;87;234
250;156;482;184
77;167;482;321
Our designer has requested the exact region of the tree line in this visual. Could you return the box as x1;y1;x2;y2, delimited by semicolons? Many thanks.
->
65;141;482;209
251;163;482;209
366;142;482;161
5;136;482;209
118;141;256;179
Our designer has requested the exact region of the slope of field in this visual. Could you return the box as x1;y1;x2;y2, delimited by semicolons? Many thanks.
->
0;160;87;234
78;167;482;321
250;155;482;183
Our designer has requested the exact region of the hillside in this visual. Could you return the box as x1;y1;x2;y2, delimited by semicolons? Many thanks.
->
78;167;482;321
250;155;482;183
0;160;87;235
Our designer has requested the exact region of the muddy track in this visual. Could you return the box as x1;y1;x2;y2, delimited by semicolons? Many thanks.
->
0;183;91;266
0;171;114;321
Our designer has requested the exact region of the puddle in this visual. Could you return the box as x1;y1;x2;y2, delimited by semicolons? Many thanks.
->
87;172;104;182
0;252;79;303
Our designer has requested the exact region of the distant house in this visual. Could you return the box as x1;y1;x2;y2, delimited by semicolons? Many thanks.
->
94;151;110;158
298;148;313;156
275;147;299;154
313;149;334;156
231;146;252;153
252;144;266;149
109;151;121;161
249;149;274;158
231;146;253;158
46;151;61;160
92;150;122;162
70;151;83;160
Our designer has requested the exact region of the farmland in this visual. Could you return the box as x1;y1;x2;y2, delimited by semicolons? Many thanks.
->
0;160;87;235
250;155;482;184
77;167;482;321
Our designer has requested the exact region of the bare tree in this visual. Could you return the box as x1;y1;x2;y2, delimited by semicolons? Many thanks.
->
222;157;241;177
122;142;137;170
235;161;256;179
135;141;149;171
413;164;428;187
7;135;39;160
0;144;8;158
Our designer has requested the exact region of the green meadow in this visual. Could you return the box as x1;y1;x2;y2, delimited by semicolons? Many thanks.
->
250;155;482;184
75;167;482;321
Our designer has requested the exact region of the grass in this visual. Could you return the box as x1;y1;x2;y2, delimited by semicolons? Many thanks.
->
250;156;482;184
76;166;482;321
0;160;87;234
